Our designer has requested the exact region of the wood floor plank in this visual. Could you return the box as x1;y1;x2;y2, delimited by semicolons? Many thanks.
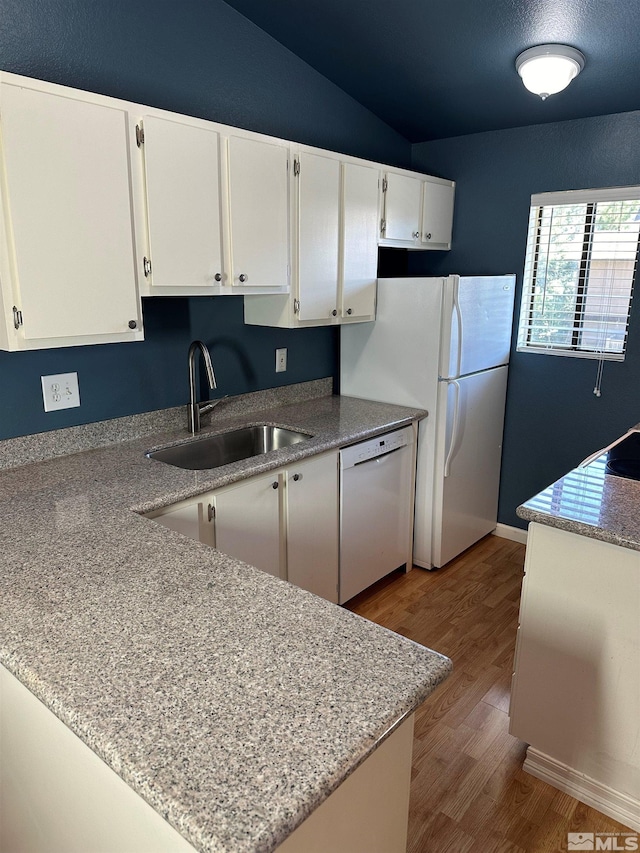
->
346;533;635;853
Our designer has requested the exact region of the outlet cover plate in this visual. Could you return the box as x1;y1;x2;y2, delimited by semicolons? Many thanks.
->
41;372;81;412
275;348;287;373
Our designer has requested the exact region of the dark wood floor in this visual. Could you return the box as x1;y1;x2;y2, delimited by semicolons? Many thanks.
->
346;534;633;853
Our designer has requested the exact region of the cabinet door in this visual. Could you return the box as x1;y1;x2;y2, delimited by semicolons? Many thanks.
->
286;452;339;603
296;152;340;322
147;497;215;547
227;135;289;288
213;471;282;578
139;115;224;289
382;172;421;244
421;180;454;248
0;83;141;343
340;162;378;321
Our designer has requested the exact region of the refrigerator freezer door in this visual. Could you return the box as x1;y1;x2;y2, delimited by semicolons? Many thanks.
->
432;365;509;567
440;275;516;378
340;277;444;408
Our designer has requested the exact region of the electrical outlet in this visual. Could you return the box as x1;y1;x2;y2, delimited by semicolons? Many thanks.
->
41;372;81;412
275;348;287;373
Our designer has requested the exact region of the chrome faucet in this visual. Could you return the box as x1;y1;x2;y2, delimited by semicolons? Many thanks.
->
187;340;222;434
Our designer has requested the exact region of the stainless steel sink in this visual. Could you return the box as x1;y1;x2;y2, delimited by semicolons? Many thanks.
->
146;425;313;470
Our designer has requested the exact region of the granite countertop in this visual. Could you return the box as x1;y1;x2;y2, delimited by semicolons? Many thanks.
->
517;424;640;551
0;386;452;853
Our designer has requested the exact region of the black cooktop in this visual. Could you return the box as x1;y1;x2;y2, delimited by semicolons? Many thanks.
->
605;431;640;481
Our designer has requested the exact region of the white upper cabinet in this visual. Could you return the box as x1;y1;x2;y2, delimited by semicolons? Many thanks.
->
380;172;422;245
244;151;378;329
0;71;454;344
227;135;290;291
136;115;225;292
380;169;455;250
340;161;378;322
0;77;143;351
421;179;455;248
296;150;341;322
134;120;289;296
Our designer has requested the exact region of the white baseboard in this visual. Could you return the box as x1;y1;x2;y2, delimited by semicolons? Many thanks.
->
523;747;640;832
492;523;528;545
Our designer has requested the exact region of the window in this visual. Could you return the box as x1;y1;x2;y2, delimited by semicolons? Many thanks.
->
517;186;640;361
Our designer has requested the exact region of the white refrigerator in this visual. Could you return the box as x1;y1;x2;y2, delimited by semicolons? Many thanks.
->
340;275;516;569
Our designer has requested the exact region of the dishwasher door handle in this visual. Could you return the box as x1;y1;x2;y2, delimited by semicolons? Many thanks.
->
350;444;407;467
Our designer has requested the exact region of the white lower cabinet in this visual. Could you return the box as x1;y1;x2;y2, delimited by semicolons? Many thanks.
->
1;662;413;853
212;470;283;579
284;453;340;602
509;522;640;829
148;450;339;602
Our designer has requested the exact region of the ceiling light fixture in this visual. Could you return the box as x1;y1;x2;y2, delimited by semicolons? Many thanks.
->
516;44;585;100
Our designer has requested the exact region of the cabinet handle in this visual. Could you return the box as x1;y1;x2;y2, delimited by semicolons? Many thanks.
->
207;503;214;522
128;320;137;329
214;273;222;282
272;481;279;489
331;309;338;317
346;308;353;315
412;231;420;239
239;274;248;283
424;232;432;240
292;473;301;482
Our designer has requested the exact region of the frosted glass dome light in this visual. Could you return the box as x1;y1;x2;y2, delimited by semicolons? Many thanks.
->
516;44;585;100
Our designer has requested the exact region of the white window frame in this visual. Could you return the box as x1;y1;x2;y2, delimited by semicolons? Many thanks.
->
517;186;640;361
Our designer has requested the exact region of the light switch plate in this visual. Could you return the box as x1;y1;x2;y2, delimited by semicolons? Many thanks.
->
41;372;81;412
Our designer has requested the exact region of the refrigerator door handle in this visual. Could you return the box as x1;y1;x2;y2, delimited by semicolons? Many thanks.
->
451;278;463;380
444;379;461;478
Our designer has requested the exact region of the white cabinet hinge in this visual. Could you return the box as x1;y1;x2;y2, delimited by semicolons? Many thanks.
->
135;124;145;147
293;159;300;176
12;306;23;329
294;299;300;314
380;218;386;236
143;256;152;277
382;177;388;193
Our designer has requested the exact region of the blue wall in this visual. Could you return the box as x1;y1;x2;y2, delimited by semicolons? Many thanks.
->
0;0;411;440
411;111;640;528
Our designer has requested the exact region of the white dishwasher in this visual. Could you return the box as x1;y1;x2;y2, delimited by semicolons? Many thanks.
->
339;425;415;604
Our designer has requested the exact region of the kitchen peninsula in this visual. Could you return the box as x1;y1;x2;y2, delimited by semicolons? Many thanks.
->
510;430;640;833
0;380;452;853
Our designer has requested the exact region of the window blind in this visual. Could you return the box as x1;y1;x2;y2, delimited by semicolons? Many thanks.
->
517;187;640;361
